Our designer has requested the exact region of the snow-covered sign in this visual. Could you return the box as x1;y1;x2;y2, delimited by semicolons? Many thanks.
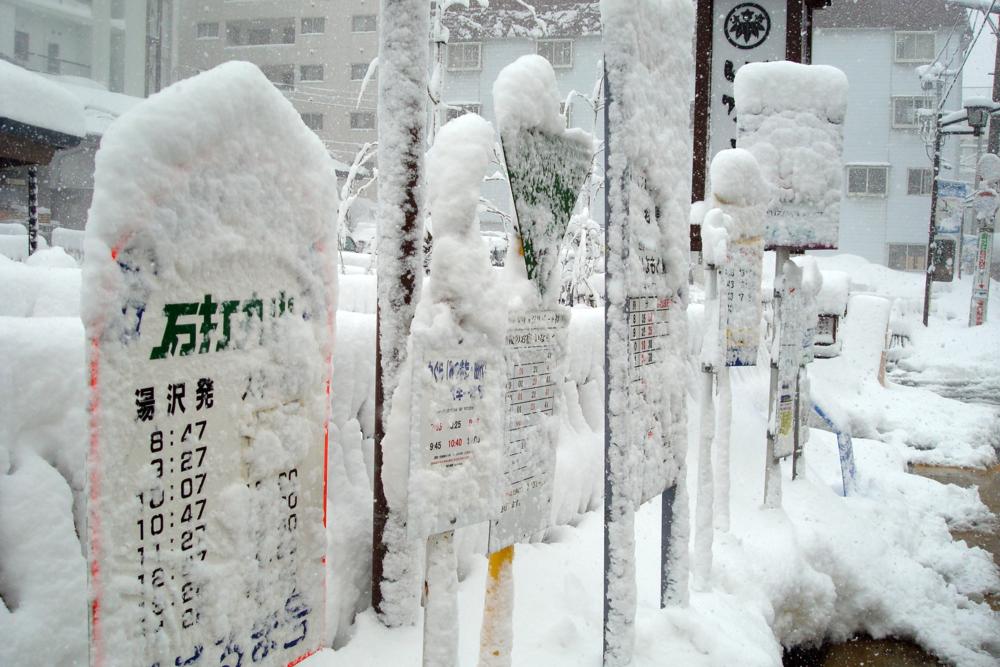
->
735;62;848;250
935;180;969;235
705;149;767;367
494;55;592;300
488;309;569;553
709;0;787;160
407;345;504;539
83;63;338;667
603;0;693;662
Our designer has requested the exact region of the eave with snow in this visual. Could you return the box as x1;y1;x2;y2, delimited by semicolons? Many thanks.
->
0;60;85;169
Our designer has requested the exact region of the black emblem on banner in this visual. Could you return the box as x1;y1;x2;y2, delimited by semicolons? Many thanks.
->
725;3;771;50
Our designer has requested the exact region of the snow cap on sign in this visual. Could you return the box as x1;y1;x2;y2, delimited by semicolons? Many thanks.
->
492;54;566;137
734;61;848;123
709;148;769;208
82;61;338;332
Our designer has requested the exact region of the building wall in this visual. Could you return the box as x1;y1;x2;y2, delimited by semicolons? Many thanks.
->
170;0;379;165
814;26;965;268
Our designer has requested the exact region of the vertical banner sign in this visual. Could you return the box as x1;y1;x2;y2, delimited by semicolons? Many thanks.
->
406;346;503;540
489;310;569;553
971;228;994;326
709;1;787;161
603;0;693;664
735;62;847;249
84;64;337;667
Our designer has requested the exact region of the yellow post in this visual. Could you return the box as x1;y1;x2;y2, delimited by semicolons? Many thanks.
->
478;545;515;666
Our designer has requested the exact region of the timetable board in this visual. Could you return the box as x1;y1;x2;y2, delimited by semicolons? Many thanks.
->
87;266;332;667
407;345;504;540
626;291;680;503
721;237;764;366
83;64;337;667
488;310;569;553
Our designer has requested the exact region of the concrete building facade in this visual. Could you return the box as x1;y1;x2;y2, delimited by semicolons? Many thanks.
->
167;0;379;166
813;0;970;270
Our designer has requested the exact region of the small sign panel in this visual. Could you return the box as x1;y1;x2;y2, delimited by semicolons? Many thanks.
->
408;346;503;539
488;310;569;553
773;273;803;458
721;237;764;366
935;180;969;235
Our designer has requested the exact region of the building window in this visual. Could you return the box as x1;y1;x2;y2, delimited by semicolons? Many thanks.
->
226;19;295;46
196;22;219;39
300;65;324;82
907;168;933;196
260;64;295;91
350;63;371;81
888;243;927;272
846;165;888;196
445;102;482;122
14;31;28;61
892;96;934;128
350;111;376;129
447;42;481;71
301;17;325;34
46;43;60;74
301;113;324;131
895;31;935;63
537;39;573;69
351;15;377;33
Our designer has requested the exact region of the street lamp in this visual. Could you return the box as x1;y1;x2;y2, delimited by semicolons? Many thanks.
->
965;99;994;134
921;100;1000;326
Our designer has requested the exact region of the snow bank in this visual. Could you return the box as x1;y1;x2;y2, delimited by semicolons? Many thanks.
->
0;60;86;137
0;235;28;261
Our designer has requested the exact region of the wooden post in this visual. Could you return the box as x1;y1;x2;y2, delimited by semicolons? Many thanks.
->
479;545;515;666
691;0;715;251
373;0;428;620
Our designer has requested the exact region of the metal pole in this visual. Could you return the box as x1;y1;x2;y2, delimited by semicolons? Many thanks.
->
694;263;717;586
970;128;995;325
989;23;1000;155
922;116;944;326
27;165;39;255
764;248;789;508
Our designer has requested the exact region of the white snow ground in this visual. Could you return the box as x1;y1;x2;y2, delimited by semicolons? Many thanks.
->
1;249;999;665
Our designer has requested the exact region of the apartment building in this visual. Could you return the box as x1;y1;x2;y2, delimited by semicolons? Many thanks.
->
168;0;379;166
813;0;970;270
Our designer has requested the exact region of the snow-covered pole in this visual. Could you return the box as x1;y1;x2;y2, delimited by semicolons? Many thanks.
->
694;262;717;586
27;165;39;255
372;0;429;622
922;115;945;327
764;248;788;509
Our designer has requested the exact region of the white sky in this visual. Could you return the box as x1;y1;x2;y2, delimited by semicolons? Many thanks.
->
963;9;997;98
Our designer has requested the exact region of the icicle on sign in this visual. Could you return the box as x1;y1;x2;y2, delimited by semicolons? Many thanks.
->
83;63;337;667
709;1;786;162
489;310;569;553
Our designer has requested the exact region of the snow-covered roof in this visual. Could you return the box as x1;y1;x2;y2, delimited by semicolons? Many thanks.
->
0;60;85;140
814;0;969;30
45;74;142;136
442;0;600;41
